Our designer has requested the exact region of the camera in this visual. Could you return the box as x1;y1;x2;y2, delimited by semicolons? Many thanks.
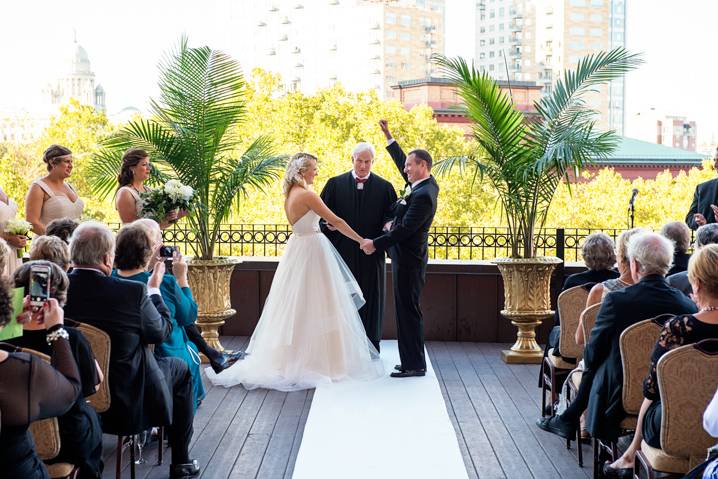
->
29;264;52;308
159;245;178;258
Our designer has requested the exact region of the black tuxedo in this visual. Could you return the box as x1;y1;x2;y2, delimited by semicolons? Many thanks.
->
64;269;196;464
561;275;696;441
320;171;397;350
373;141;439;370
686;177;718;229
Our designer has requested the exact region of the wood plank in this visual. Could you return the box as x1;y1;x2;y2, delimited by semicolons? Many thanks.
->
283;390;314;479
256;390;309;478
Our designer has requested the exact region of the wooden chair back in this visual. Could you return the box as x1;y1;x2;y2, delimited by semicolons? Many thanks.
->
557;285;591;359
619;316;671;415
658;340;718;464
21;348;62;461
580;302;601;345
74;321;111;413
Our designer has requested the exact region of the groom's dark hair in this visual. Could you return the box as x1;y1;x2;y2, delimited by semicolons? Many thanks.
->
409;149;433;170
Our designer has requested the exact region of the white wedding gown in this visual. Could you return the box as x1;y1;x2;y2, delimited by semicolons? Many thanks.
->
206;210;384;391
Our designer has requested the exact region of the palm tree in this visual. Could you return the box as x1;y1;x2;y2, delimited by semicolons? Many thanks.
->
89;37;286;260
433;48;643;258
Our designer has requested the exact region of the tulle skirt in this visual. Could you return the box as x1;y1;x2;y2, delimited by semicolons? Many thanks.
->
206;232;384;391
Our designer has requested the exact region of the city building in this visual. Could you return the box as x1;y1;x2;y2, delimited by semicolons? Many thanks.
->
230;0;444;98
627;109;698;152
391;76;542;134
475;0;626;134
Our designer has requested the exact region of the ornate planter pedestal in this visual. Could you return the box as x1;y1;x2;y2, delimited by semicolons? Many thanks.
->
492;257;563;364
187;257;241;360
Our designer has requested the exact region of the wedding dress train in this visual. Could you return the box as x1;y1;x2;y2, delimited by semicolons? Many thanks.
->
206;210;384;391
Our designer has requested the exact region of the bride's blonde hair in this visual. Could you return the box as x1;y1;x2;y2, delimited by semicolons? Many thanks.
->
282;152;317;196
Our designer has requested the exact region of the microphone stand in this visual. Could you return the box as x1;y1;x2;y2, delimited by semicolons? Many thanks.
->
629;201;635;229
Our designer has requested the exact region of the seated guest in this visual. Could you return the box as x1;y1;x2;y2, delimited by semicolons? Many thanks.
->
547;233;619;354
0;289;81;479
62;221;200;478
113;224;205;407
29;235;71;271
577;228;644;345
134;218;242;373
8;261;103;478
537;232;697;444
668;223;718;296
605;244;718;476
662;221;691;276
45;217;79;244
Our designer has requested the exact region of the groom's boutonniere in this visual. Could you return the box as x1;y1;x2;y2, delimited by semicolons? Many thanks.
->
398;184;412;205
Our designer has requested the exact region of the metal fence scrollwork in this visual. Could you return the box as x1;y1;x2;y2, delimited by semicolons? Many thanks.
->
109;223;630;262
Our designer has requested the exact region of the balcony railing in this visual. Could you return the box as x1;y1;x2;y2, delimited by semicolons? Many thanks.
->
109;224;633;262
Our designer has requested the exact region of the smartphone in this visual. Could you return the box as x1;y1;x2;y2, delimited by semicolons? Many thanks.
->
159;245;178;258
29;264;52;308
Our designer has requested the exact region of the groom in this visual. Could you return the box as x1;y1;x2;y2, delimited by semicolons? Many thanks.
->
361;120;439;378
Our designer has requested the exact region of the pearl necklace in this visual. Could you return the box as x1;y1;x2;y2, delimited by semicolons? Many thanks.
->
700;306;718;312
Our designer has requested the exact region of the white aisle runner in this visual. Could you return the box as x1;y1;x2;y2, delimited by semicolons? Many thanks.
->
292;340;469;479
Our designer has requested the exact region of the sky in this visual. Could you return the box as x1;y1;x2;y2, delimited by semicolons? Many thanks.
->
1;0;716;148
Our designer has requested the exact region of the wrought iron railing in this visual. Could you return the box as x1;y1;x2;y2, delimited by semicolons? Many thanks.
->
109;223;633;262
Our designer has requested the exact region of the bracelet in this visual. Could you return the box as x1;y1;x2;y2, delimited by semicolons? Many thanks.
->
46;327;69;345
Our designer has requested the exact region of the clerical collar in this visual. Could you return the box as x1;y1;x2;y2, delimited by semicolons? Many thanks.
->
351;171;371;181
411;177;430;189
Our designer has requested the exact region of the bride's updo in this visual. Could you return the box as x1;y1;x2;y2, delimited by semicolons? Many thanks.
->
282;152;317;196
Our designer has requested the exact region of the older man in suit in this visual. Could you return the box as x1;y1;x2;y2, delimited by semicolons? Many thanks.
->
686;147;718;230
63;222;200;479
537;232;697;442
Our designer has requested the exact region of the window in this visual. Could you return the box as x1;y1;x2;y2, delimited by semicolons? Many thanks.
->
480;39;486;46
400;47;410;56
591;0;603;5
499;23;504;30
498;36;504;43
489;64;495;71
489;9;495;18
569;0;586;5
386;13;396;24
489;51;495;58
590;28;602;36
489;38;495;44
386;46;397;54
499;7;504;16
400;32;410;41
590;13;603;22
386;30;397;39
400;14;411;26
489;24;495;32
569;27;585;35
613;32;624;41
569;41;585;50
479;52;486;59
570;12;585;21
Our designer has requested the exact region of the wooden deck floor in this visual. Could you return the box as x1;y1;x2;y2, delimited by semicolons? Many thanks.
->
101;339;591;478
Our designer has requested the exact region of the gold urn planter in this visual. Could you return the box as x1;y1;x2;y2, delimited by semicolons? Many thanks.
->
187;257;241;358
493;256;563;364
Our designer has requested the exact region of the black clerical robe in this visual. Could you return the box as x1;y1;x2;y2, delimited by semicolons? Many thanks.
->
320;171;398;350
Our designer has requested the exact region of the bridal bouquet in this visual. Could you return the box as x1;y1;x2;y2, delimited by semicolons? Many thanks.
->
140;179;195;222
4;219;32;258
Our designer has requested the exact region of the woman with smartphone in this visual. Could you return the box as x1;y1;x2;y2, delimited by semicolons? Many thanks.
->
112;224;205;408
0;284;82;479
115;148;185;227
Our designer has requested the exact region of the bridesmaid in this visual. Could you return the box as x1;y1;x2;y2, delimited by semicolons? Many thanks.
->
25;145;84;235
115;148;180;227
0;186;28;276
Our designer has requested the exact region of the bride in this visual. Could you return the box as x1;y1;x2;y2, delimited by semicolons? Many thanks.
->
206;153;384;391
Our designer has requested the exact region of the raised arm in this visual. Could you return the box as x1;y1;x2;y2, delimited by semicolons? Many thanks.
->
379;119;409;184
305;191;363;244
25;183;46;235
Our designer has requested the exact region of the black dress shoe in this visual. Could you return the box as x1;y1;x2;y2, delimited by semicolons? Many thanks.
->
170;459;200;478
390;369;426;378
224;350;245;361
602;461;632;479
535;415;576;440
209;355;230;374
394;364;403;371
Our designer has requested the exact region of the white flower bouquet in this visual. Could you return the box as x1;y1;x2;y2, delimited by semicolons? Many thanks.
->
140;179;195;223
4;219;32;258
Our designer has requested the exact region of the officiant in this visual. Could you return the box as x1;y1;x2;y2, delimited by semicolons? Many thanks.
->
320;143;398;351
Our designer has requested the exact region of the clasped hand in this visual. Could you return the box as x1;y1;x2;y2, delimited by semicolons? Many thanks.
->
360;238;375;255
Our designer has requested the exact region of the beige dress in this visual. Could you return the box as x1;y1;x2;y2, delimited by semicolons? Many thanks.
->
115;186;143;224
0;197;22;277
32;179;84;227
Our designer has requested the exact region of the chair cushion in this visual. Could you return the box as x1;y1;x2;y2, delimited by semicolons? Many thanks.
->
46;462;76;478
619;415;637;430
640;440;689;474
546;349;576;370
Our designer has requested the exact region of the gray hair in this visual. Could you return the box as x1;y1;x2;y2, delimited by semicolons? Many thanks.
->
352;142;375;160
581;233;616;271
70;221;115;267
627;232;674;276
660;221;691;253
696;223;718;249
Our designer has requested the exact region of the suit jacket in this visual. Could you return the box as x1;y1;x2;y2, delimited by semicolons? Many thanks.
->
63;269;173;435
666;271;692;296
686;178;718;229
373;141;439;268
583;275;697;441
